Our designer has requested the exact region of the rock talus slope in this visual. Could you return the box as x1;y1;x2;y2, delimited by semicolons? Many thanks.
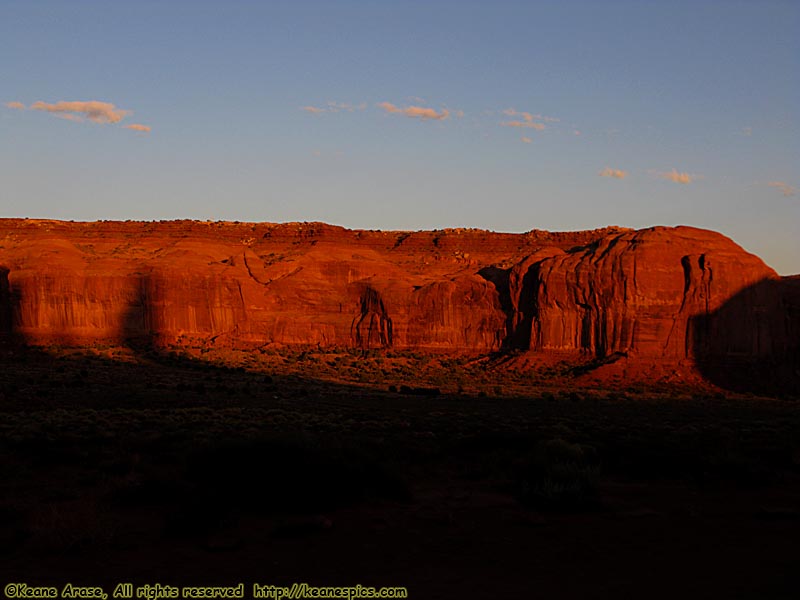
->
0;219;796;390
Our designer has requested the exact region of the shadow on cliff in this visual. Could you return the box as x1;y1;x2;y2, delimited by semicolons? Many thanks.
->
690;276;800;395
0;265;26;348
477;265;537;351
120;274;157;353
476;266;514;348
0;267;11;342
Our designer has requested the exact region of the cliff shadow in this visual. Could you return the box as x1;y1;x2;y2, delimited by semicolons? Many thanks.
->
478;262;542;352
477;266;513;349
690;276;800;395
0;267;11;339
120;274;157;353
0;265;22;346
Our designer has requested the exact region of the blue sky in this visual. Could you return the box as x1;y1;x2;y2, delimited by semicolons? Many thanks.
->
1;0;798;273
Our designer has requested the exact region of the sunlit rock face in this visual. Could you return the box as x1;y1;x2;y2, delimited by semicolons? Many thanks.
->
0;219;620;351
520;226;782;359
0;219;796;390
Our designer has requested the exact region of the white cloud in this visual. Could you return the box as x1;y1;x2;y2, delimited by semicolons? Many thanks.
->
499;108;556;130
30;100;130;123
123;123;151;133
599;167;627;179
656;168;694;184
767;181;797;197
377;102;449;120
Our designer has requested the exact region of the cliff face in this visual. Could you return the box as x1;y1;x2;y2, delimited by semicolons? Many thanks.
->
522;227;781;359
0;219;796;389
0;220;616;351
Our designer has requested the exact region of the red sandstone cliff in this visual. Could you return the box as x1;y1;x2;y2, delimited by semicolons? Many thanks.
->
0;219;621;350
0;219;797;389
523;226;780;358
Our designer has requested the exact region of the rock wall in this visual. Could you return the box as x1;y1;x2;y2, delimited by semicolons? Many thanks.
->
521;226;781;360
0;219;796;389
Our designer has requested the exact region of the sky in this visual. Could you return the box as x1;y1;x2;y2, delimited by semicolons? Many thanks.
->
1;0;798;274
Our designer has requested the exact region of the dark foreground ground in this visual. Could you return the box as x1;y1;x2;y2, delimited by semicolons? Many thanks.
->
1;346;799;599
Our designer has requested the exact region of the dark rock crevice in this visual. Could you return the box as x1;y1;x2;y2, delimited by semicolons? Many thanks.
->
351;286;393;349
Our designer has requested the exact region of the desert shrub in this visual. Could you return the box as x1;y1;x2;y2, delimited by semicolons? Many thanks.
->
451;432;539;481
516;439;600;511
697;449;778;489
165;434;409;536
